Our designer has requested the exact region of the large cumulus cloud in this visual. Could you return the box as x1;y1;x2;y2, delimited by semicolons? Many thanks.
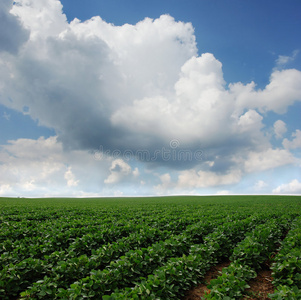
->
1;1;198;154
0;0;300;195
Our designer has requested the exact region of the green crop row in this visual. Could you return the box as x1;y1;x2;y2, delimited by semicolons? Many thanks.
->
19;217;220;299
203;216;292;299
1;208;229;300
1;209;207;270
2;207;245;299
0;219;140;270
105;215;267;300
269;217;301;299
0;218;202;299
0;196;300;299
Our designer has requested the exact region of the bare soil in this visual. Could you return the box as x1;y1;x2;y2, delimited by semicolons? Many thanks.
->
183;260;231;299
242;268;274;299
183;261;274;300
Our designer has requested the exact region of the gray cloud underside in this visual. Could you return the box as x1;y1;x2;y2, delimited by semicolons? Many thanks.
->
0;0;29;54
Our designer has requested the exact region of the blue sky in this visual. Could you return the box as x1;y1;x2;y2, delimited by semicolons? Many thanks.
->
0;0;300;197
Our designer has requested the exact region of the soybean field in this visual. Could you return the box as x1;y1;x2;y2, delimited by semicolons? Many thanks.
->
0;195;300;299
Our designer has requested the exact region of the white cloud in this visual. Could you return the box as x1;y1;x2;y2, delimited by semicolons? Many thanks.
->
64;167;79;187
0;184;12;196
275;50;299;69
283;130;301;149
0;137;65;195
104;159;139;184
177;169;242;188
254;180;268;191
236;109;265;146
0;136;114;196
11;0;67;39
244;148;295;173
229;69;301;114
111;53;269;153
3;136;61;160
112;53;233;145
154;173;172;193
273;179;301;194
238;109;263;129
273;120;287;139
133;168;140;177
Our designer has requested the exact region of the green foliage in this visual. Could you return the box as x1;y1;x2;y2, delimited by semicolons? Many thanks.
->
269;217;301;299
205;263;256;299
203;218;291;299
269;285;301;299
0;195;300;299
108;216;266;299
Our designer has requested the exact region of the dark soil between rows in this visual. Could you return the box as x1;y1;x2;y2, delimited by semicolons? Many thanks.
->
183;260;231;299
242;268;274;299
183;261;274;300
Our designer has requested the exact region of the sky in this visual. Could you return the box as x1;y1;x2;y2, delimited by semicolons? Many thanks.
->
0;0;301;197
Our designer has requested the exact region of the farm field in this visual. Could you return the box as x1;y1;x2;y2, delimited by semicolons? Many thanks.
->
0;195;300;299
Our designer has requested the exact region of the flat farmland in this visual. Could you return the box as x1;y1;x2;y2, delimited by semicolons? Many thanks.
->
0;195;300;299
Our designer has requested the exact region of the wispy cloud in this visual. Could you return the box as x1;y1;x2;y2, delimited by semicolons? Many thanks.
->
2;111;10;120
275;50;299;69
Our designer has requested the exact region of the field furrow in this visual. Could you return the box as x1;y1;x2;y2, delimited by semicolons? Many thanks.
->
0;195;299;300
